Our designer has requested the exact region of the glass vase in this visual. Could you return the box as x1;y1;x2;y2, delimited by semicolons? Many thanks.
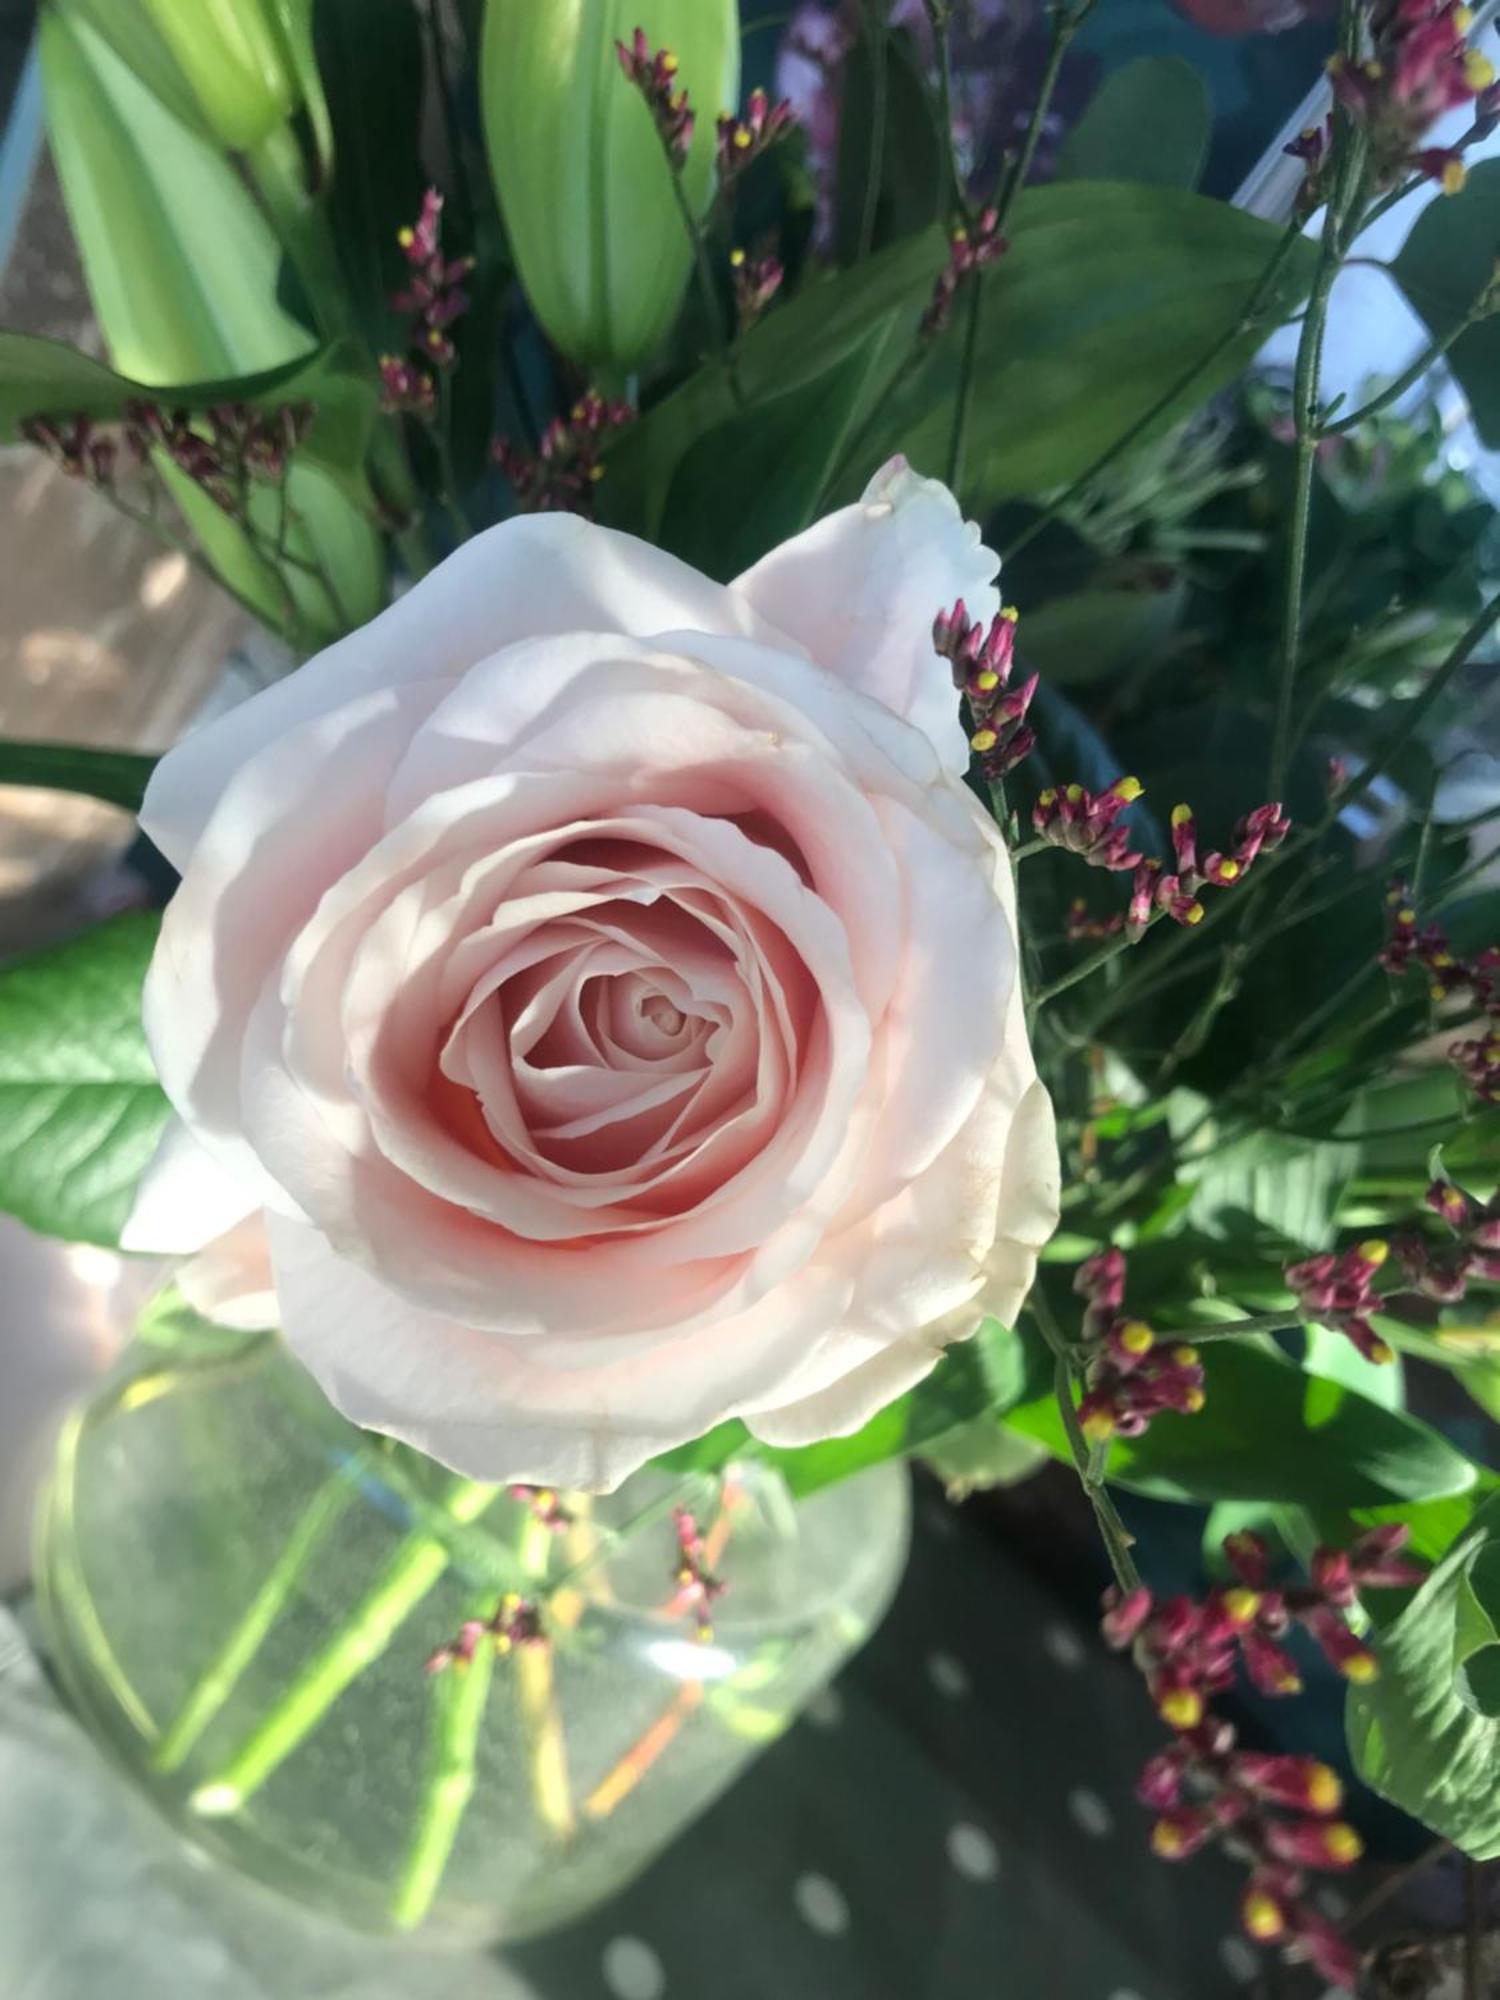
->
33;1324;910;1945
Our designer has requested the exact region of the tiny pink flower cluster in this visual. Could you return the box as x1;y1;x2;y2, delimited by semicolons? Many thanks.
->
617;29;695;165
716;87;796;186
493;391;635;517
1325;0;1497;192
1065;796;1289;943
729;247;785;331
507;1483;575;1531
1284;1238;1394;1364
23;400;313;502
1033;779;1145;873
669;1506;726;1642
425;1592;546;1674
1104;1527;1425;1990
921;207;1006;338
931;598;1036;778
1395;1176;1500;1300
1073;1248;1205;1443
379;189;474;415
1380;883;1500;1102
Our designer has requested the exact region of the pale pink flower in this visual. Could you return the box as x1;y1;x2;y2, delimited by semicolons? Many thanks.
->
124;460;1059;1490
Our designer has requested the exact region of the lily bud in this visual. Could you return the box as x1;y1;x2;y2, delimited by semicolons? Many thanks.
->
138;0;302;152
481;0;740;370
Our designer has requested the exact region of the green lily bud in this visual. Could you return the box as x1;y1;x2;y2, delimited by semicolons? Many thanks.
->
137;0;301;153
481;0;740;371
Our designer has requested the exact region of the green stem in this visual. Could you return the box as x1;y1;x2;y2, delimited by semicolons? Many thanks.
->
856;0;890;260
1029;1288;1142;1594
993;1;1090;231
1269;231;1345;802
430;372;473;545
922;1;968;221
1173;1313;1305;1344
390;1602;496;1931
665;159;737;395
1327;302;1492;436
244;123;355;347
1031;925;1152;1010
152;1457;366;1775
947;269;984;496
190;1479;497;1816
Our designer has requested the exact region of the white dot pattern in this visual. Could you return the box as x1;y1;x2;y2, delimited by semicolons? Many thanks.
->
926;1650;971;1699
794;1872;850;1937
1067;1786;1114;1839
1218;1935;1259;1984
602;1936;666;2000
946;1821;1000;1881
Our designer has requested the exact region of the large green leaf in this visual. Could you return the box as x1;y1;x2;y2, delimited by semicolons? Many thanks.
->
1391;160;1500;446
1054;59;1210;190
1348;1496;1500;1857
831;27;943;264
658;315;900;580
847;183;1314;509
1002;1339;1478;1506
0;742;157;813
0;914;171;1247
605;183;1311;545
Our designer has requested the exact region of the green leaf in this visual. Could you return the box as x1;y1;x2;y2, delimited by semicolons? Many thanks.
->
1017;581;1186;688
0;742;157;814
859;183;1313;509
920;1417;1049;1499
1391;159;1500;446
1304;1321;1405;1412
0;913;170;1247
40;7;313;384
59;0;214;138
658;315;900;580
606;186;1311;539
1054;59;1211;190
1003;1339;1478;1506
1348;1496;1500;1856
1184;1125;1359;1251
312;0;425;357
831;28;943;264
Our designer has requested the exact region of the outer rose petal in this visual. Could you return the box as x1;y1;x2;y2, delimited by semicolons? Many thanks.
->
139;514;777;872
730;456;1000;773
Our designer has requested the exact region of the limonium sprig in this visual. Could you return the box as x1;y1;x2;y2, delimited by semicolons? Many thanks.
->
1104;1527;1427;1990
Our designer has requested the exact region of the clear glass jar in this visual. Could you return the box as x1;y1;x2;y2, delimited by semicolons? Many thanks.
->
35;1327;910;1945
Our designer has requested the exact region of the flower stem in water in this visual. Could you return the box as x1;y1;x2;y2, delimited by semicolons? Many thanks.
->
189;1478;497;1817
152;1455;365;1775
390;1604;497;1931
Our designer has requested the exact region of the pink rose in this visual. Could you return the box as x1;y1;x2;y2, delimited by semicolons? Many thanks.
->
126;461;1059;1489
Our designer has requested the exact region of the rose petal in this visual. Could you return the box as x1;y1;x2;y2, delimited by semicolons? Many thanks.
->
730;456;1000;772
